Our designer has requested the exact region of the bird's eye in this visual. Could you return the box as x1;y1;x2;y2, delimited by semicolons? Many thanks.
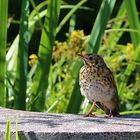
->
89;56;93;60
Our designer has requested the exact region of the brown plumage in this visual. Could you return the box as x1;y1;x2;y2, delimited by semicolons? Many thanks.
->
78;53;119;117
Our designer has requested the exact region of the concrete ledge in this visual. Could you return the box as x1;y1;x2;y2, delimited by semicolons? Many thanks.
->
0;108;140;140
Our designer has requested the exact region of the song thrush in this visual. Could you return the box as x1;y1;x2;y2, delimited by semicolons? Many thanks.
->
78;53;119;117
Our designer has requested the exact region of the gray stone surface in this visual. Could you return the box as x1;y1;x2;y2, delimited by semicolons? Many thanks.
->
0;108;140;140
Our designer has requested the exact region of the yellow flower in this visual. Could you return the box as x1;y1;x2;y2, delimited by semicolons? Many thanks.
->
125;43;134;60
29;54;38;66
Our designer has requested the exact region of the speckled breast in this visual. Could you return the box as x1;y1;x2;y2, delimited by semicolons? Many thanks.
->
79;65;114;102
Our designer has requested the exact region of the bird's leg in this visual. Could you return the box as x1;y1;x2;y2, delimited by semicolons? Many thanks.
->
104;109;112;118
84;101;96;117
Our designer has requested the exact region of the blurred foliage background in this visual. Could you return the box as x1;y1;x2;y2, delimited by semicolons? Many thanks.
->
0;0;140;114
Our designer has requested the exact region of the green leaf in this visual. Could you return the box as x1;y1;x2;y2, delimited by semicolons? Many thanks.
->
87;0;116;53
30;0;61;111
4;118;11;140
118;0;140;96
120;110;140;115
66;79;83;113
106;1;127;49
56;0;88;34
14;0;29;110
0;0;8;106
124;0;140;48
118;43;140;95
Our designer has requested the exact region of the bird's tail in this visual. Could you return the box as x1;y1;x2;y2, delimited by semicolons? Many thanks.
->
95;102;119;116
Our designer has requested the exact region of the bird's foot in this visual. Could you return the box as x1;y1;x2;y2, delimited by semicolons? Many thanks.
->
84;112;96;117
104;110;112;118
104;115;112;118
104;112;112;118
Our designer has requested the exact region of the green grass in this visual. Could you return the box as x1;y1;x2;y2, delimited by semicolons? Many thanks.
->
4;116;19;140
118;0;140;96
4;118;11;140
120;110;140;115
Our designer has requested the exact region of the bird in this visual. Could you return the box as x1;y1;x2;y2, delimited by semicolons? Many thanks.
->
77;53;119;118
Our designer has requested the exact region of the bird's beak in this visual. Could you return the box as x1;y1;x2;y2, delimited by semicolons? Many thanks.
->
77;54;92;66
77;54;85;60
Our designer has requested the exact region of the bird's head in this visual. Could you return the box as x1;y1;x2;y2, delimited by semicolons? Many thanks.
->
77;53;106;67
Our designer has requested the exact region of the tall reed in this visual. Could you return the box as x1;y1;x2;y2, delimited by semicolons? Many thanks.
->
0;0;8;106
14;0;29;110
30;0;61;111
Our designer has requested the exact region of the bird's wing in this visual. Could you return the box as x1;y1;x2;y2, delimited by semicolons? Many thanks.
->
101;67;120;115
106;67;119;101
